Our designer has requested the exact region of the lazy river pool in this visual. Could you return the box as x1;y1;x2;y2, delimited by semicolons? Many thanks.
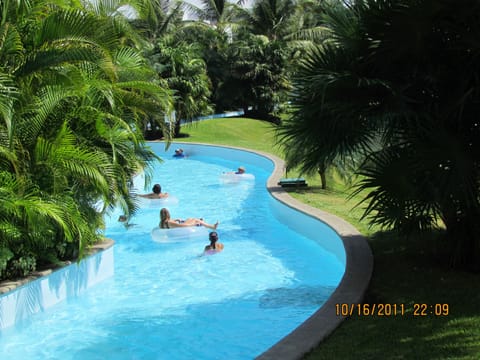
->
0;143;345;359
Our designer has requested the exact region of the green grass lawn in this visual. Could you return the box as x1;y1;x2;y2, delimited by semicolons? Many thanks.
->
178;118;281;154
178;117;480;359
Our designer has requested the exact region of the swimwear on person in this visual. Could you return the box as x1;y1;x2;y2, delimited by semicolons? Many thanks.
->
204;231;224;254
159;208;219;230
224;166;246;175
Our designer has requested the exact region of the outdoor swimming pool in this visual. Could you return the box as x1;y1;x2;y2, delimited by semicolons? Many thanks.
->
0;143;345;359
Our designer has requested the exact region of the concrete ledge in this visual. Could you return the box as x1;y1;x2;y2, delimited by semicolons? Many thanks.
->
174;142;373;360
0;239;114;295
0;239;114;330
255;151;373;360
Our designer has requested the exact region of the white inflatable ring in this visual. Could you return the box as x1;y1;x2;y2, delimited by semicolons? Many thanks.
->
151;226;209;243
139;195;179;208
219;173;255;183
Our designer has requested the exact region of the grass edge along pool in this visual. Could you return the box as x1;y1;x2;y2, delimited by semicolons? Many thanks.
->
0;142;348;359
162;142;347;265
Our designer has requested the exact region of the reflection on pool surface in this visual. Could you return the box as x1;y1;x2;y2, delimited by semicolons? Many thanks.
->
0;143;345;359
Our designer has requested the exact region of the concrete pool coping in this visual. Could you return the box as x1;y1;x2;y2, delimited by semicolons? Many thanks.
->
174;142;374;360
258;149;373;359
0;240;114;296
0;141;373;359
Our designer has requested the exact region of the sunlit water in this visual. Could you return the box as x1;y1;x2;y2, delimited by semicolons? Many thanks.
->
0;143;345;359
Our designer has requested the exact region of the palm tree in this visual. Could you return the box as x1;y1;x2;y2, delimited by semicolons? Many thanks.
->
217;32;288;120
244;0;298;41
227;0;333;120
0;0;172;279
277;0;480;270
148;39;213;136
129;0;185;43
183;0;244;31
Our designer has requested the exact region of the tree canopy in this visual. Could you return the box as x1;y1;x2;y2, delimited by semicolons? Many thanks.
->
0;0;172;279
2;0;479;278
278;0;480;270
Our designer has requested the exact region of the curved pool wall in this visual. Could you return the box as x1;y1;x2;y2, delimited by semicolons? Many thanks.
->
0;240;114;330
155;142;346;263
269;200;345;265
172;142;373;360
0;142;373;360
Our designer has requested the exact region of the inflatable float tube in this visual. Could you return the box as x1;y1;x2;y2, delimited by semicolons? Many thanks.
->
219;173;255;183
151;226;209;243
139;195;179;208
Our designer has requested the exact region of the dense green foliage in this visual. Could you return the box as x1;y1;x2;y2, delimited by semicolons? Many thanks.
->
278;0;480;270
217;33;289;121
147;39;213;137
181;117;480;360
175;0;310;120
0;0;171;280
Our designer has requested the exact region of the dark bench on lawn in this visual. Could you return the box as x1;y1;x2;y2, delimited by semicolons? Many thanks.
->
278;178;308;188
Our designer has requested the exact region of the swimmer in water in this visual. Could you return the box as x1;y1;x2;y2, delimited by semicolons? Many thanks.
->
139;184;169;199
203;231;224;254
173;148;185;158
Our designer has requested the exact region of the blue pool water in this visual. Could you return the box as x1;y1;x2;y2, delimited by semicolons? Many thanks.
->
0;143;345;359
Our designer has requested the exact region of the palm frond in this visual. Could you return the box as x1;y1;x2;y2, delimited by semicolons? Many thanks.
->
0;22;24;71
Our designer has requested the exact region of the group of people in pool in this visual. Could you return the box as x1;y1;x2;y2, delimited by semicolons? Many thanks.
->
139;166;246;201
130;161;247;254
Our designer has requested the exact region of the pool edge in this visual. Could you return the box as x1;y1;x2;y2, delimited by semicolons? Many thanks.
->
260;150;373;360
0;239;114;296
1;140;373;357
173;141;374;360
0;239;115;330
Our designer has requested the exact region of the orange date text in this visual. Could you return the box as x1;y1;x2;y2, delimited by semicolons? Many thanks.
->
335;303;450;317
335;303;405;317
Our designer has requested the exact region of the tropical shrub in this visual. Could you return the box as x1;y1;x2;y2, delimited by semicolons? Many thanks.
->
278;0;480;270
147;39;213;137
217;33;289;122
0;0;172;280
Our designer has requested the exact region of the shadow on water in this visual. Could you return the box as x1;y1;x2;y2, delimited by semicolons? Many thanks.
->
259;285;336;309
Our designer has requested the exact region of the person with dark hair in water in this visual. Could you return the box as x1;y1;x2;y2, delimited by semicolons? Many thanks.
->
203;231;224;254
173;148;185;158
139;184;169;199
235;166;246;174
